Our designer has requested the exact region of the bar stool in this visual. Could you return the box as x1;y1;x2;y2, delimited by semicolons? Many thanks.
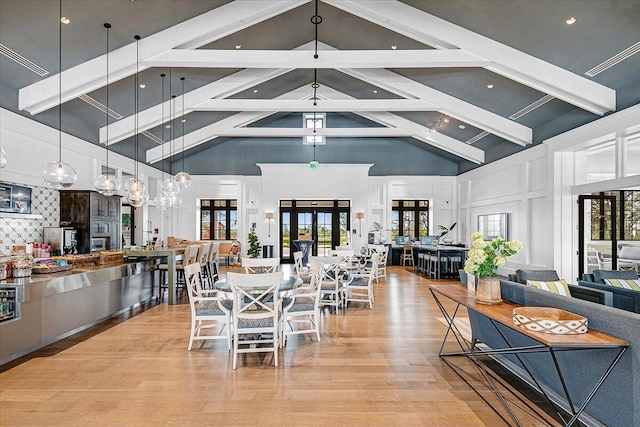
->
417;253;426;273
157;244;199;302
197;242;212;288
400;245;414;267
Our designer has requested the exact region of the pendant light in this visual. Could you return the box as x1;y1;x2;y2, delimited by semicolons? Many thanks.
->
168;92;183;208
43;0;77;189
308;1;322;170
160;71;180;197
0;147;6;169
153;73;172;211
125;34;148;207
94;23;120;196
174;77;192;189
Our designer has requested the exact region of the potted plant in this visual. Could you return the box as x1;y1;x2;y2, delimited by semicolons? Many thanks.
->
370;222;387;244
438;222;457;244
247;230;261;258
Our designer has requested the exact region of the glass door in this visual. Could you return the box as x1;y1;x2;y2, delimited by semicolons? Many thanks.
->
578;194;617;278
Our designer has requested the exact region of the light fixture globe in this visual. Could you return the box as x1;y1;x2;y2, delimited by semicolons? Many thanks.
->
0;147;7;168
126;187;148;207
170;195;183;208
161;176;180;196
94;173;120;196
124;177;145;193
43;160;78;189
153;191;172;210
174;171;192;188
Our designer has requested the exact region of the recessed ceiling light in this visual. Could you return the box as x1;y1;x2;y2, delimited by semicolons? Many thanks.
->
458;124;466;129
60;16;70;24
253;89;258;93
138;83;146;89
391;44;397;50
373;89;378;94
181;119;186;123
165;124;171;129
443;117;449;123
235;44;242;49
487;83;494;89
566;16;577;25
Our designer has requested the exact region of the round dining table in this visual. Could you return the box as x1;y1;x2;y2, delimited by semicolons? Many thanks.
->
213;276;303;293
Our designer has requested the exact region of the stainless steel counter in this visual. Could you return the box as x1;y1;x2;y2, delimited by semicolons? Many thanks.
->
0;260;158;366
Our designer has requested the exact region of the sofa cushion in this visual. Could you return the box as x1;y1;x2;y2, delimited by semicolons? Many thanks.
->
515;269;559;284
593;269;638;283
526;279;572;297
604;278;640;291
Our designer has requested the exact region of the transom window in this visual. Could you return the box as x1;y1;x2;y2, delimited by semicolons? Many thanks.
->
391;200;430;240
200;199;238;240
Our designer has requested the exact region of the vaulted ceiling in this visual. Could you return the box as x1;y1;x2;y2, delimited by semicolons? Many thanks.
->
1;0;639;176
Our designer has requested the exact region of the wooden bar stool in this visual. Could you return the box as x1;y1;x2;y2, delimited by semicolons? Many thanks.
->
400;245;414;267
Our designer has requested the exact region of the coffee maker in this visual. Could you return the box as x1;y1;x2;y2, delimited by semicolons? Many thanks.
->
43;227;78;255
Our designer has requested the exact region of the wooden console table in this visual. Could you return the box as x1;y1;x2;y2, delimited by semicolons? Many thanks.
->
429;284;628;427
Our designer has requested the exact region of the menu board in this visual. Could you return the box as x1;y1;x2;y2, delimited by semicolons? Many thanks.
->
0;182;32;214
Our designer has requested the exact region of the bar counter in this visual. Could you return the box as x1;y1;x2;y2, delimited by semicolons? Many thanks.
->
0;259;158;366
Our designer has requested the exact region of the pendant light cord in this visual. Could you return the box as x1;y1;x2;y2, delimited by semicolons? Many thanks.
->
134;35;141;180
311;0;322;59
104;23;111;172
58;0;63;163
160;73;166;180
181;77;186;172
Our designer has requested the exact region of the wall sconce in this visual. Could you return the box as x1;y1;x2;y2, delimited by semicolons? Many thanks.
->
356;211;365;237
265;212;274;237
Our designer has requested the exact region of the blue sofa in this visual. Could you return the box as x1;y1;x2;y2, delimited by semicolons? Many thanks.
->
464;273;639;427
580;269;640;314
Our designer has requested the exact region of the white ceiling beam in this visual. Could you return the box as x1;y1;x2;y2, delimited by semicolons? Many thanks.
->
146;85;312;163
101;41;318;145
325;0;616;115
340;67;531;146
147;84;484;164
217;128;412;137
194;99;438;112
144;48;489;68
19;0;308;115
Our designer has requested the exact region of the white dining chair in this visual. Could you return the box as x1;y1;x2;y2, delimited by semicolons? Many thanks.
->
281;260;323;346
344;252;378;308
242;257;280;274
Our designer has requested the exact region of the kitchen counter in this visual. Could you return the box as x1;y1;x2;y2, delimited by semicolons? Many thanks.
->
0;259;158;366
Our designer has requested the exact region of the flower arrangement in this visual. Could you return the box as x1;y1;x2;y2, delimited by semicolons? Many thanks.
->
464;232;523;277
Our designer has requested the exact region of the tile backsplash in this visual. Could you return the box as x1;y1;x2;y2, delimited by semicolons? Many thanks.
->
0;184;59;255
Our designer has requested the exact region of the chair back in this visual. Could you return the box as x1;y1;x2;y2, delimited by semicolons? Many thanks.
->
243;257;280;274
374;245;389;265
208;241;219;263
227;271;282;320
361;252;379;278
293;251;310;278
197;242;212;265
330;249;354;264
183;244;200;265
184;262;205;303
305;260;325;302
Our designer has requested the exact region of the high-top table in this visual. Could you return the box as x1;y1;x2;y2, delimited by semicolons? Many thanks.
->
124;248;184;305
429;284;628;427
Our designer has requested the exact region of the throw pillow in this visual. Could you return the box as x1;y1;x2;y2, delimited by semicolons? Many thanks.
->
526;279;572;297
516;269;560;284
603;278;640;291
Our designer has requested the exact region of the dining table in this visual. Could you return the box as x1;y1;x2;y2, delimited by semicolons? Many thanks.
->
124;247;185;305
213;276;303;294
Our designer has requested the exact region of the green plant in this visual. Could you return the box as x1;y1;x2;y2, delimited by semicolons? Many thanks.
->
247;230;261;258
438;222;457;238
370;222;384;232
464;232;523;277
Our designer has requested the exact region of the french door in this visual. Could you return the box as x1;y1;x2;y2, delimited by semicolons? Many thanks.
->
279;200;350;263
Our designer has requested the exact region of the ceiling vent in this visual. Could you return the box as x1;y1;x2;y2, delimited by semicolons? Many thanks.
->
0;43;49;76
585;41;640;77
509;95;555;120
79;94;123;119
466;131;489;145
142;130;164;145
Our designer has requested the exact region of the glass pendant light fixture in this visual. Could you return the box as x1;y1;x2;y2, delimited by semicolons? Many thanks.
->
160;79;180;197
94;23;120;196
0;147;7;169
153;73;172;211
43;0;77;189
125;34;148;207
174;77;192;189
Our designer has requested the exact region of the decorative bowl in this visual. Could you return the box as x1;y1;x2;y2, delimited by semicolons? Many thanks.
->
513;307;588;335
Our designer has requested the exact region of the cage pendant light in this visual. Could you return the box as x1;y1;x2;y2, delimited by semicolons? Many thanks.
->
94;23;120;196
174;77;191;189
43;0;77;189
153;73;172;211
125;35;148;207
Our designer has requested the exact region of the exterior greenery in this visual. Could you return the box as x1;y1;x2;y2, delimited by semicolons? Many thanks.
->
591;190;640;241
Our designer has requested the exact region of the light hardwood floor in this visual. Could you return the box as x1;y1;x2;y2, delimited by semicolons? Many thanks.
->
0;266;549;426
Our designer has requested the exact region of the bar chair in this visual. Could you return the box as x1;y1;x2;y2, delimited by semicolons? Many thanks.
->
400;245;414;267
158;244;200;302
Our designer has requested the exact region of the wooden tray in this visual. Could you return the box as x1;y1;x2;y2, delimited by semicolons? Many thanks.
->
32;264;73;274
513;307;588;335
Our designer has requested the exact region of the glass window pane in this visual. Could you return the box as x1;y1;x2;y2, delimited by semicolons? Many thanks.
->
201;200;210;207
403;211;415;239
281;200;292;207
317;212;332;256
316;200;334;207
418;211;429;237
339;212;348;246
338;201;350;207
230;210;238;240
281;212;291;258
201;211;210;239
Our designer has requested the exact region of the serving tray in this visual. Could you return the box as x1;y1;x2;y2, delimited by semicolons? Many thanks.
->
513;307;588;335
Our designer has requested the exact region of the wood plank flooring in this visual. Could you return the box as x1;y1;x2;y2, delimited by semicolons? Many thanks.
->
0;266;551;426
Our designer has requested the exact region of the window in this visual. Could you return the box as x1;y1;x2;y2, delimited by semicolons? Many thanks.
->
391;200;430;240
591;191;640;241
200;199;237;240
303;113;325;145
